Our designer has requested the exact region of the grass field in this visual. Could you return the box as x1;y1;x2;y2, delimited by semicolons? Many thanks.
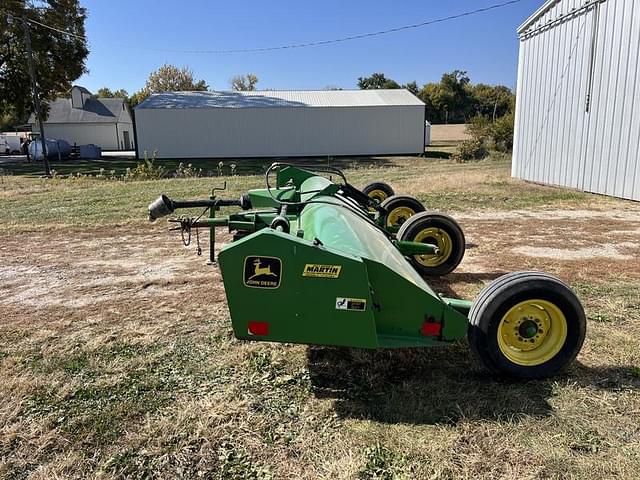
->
1;154;639;479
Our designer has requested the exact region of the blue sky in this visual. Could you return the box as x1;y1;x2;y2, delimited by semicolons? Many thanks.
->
76;0;542;94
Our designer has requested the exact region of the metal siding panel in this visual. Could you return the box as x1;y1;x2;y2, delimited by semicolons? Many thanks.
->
591;1;616;195
512;36;528;178
563;11;583;188
549;15;567;186
572;11;593;190
582;4;606;192
135;106;424;159
515;0;639;201
622;0;640;201
515;2;594;187
609;0;632;196
535;29;551;183
603;0;625;196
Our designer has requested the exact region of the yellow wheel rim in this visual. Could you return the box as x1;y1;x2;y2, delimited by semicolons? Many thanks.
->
367;189;389;203
497;299;567;367
386;207;416;228
412;227;453;267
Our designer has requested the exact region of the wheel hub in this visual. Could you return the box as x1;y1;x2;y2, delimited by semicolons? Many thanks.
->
497;299;568;366
368;189;388;203
412;227;453;267
387;207;416;228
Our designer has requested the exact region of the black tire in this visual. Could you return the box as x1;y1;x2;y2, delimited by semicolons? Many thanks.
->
397;212;465;276
362;181;395;204
380;195;425;230
468;272;586;379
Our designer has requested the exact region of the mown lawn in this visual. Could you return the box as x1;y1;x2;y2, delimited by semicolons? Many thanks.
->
1;154;639;479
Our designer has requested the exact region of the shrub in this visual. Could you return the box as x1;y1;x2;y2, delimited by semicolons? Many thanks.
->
453;112;514;161
466;114;492;142
126;150;165;180
492;111;515;152
452;138;488;162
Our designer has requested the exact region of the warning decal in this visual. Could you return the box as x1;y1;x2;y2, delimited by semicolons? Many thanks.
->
335;297;367;311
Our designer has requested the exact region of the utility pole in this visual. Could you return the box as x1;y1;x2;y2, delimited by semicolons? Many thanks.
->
21;16;51;176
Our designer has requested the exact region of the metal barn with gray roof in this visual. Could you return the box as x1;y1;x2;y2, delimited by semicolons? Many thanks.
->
134;89;426;159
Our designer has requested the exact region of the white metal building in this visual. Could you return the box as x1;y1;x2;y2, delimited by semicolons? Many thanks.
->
513;0;640;201
134;89;426;159
29;86;135;151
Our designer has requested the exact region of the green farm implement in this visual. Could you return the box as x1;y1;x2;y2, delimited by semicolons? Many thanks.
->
149;164;586;378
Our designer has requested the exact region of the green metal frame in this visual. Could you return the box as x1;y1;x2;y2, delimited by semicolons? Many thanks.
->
159;164;474;349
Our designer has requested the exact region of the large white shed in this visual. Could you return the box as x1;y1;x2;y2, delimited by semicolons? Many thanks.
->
134;89;426;159
513;0;640;201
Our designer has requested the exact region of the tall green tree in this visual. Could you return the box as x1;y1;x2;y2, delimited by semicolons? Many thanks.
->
417;70;513;124
0;0;89;125
357;73;401;90
471;84;514;120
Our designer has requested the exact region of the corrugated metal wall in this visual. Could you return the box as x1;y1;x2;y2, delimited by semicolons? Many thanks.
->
135;106;425;159
513;0;640;201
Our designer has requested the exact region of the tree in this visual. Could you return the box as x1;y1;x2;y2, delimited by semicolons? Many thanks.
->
471;84;514;120
357;73;401;90
418;70;482;124
144;64;208;93
96;87;129;99
128;90;149;109
0;0;89;124
403;81;419;96
439;70;473;123
230;73;259;91
128;64;208;108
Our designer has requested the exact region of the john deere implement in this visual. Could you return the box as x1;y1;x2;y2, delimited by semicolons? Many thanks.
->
149;163;586;379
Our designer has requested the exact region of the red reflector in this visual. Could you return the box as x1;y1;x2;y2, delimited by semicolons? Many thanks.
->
421;322;441;337
248;321;269;336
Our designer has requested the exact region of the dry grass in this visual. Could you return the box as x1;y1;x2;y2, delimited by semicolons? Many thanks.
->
1;155;639;479
430;124;472;142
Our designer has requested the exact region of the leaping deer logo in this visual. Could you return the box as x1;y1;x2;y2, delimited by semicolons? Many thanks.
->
248;259;277;280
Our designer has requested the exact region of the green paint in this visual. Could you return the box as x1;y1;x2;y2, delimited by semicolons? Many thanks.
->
159;165;474;350
395;240;440;256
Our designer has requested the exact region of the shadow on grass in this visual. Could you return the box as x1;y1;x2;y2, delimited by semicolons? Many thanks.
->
429;272;506;298
424;150;452;160
307;346;640;425
0;155;396;178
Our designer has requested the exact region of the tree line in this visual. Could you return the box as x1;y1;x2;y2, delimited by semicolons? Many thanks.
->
357;71;514;124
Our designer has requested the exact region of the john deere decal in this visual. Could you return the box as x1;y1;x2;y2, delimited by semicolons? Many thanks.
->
302;264;342;279
244;256;282;289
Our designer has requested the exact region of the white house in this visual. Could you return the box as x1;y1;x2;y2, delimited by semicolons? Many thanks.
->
513;0;639;201
29;85;135;151
134;89;426;159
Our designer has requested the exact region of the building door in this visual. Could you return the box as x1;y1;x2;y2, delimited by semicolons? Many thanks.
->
123;131;131;150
